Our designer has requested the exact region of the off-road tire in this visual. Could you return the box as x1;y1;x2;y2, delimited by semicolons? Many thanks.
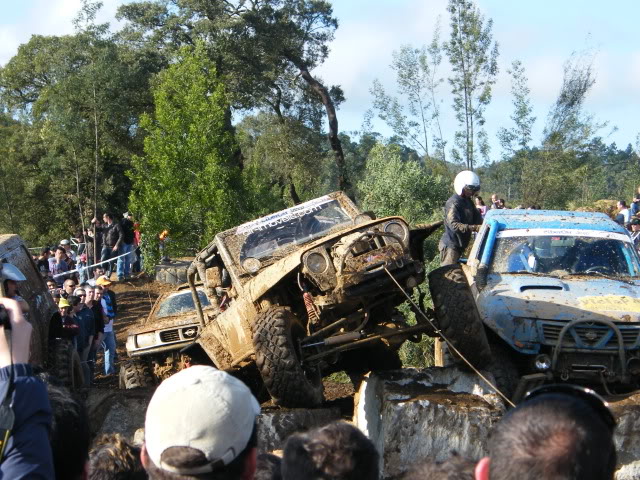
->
253;306;324;407
119;359;154;389
428;264;491;368
49;339;85;389
485;343;520;400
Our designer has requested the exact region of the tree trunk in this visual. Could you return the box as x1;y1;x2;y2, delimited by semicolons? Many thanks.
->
287;57;350;193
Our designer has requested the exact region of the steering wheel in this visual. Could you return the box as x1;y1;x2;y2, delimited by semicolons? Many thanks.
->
584;265;612;274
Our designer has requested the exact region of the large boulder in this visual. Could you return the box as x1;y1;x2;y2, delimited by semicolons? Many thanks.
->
353;367;504;479
609;392;640;480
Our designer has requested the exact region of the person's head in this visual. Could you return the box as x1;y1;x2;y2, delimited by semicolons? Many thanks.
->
58;297;72;315
618;200;627;210
282;421;379;480
94;286;103;301
254;453;282;480
475;384;616;480
47;383;91;480
73;288;86;304
103;213;114;224
40;247;51;258
491;193;499;203
85;285;95;303
89;433;146;480
96;276;112;290
475;196;485;207
55;246;66;261
68;295;82;314
498;199;506;207
60;239;71;252
453;170;481;198
141;366;261;480
632;219;640;231
94;266;105;279
123;212;132;220
63;279;77;295
404;452;475;480
47;279;57;292
3;279;18;297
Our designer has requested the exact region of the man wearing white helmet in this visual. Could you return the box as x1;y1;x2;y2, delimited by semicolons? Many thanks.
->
438;170;484;265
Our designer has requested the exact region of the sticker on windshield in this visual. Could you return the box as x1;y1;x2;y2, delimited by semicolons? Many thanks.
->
496;229;632;243
236;195;334;236
579;295;640;312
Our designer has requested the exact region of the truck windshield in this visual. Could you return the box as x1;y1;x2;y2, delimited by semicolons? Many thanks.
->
490;233;640;278
156;290;210;318
238;198;353;261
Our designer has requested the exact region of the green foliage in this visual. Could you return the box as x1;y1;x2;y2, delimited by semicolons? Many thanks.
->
128;43;246;262
357;143;449;224
498;60;535;156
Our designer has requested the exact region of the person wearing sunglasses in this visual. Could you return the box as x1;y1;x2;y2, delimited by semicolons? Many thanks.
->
475;384;617;480
439;170;484;266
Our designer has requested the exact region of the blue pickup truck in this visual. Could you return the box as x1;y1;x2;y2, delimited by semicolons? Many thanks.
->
428;209;640;401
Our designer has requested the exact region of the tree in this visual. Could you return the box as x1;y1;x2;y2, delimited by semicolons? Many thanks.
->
445;0;499;170
498;60;535;156
370;25;447;163
128;44;245;261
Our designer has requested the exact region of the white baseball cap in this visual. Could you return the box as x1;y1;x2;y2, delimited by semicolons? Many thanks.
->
144;366;260;475
60;239;70;245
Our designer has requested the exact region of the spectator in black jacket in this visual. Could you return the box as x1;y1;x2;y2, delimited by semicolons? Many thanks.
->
92;213;124;279
438;170;484;266
117;212;135;281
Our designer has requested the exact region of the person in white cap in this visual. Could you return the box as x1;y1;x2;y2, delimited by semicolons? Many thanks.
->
141;365;261;480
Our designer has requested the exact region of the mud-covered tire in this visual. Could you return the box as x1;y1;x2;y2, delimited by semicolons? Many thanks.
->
253;306;324;407
119;359;154;389
485;343;520;399
49;339;85;389
428;264;491;368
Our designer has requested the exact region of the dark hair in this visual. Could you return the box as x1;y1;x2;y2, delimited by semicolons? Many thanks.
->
255;453;282;480
487;393;616;480
144;425;258;480
619;200;627;207
55;246;66;254
282;421;379;480
104;213;114;221
47;384;90;480
89;433;146;480
68;295;81;307
475;196;486;206
403;451;474;480
41;247;51;255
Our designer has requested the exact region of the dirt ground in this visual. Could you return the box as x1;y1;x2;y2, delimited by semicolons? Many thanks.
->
94;274;354;409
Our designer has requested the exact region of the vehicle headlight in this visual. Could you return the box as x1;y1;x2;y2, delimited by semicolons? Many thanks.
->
384;221;407;242
136;332;156;348
306;252;329;273
242;257;261;273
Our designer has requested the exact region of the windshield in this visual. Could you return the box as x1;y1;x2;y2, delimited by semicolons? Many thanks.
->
238;197;353;261
490;232;640;279
156;290;210;318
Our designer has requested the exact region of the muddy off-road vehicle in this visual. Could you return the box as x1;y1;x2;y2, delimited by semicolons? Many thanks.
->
429;209;640;401
123;192;440;406
0;234;84;388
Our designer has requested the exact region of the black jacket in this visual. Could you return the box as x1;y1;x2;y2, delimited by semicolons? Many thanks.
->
440;193;483;251
99;223;124;249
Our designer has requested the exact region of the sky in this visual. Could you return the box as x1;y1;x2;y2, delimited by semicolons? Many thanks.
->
1;0;639;159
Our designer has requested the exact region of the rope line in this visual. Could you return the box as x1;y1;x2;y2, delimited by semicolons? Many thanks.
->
383;266;516;408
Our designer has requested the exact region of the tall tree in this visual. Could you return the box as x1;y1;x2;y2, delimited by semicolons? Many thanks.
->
445;0;498;170
129;43;245;259
498;60;536;156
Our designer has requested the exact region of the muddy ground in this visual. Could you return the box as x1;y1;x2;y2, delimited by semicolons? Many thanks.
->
92;275;354;409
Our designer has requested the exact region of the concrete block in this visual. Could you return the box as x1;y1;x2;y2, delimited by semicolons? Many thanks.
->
258;408;341;452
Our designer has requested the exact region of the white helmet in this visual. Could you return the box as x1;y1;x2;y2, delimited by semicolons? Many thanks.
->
454;170;481;196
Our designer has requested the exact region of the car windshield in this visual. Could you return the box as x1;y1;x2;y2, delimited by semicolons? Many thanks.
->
156;290;210;318
490;232;640;279
237;197;353;262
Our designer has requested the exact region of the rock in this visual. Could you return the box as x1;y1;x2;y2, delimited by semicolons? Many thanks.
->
608;392;640;479
258;408;341;452
353;367;504;479
84;388;155;443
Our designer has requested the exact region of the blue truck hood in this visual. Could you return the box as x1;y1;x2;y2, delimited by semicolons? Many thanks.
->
478;273;640;324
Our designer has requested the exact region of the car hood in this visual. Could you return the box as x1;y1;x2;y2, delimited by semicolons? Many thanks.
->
128;314;202;336
479;273;640;323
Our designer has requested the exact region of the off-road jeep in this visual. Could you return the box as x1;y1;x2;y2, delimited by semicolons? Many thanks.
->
123;192;440;406
429;209;640;400
0;234;84;388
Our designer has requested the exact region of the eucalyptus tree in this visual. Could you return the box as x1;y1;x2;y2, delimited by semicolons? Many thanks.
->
445;0;498;170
